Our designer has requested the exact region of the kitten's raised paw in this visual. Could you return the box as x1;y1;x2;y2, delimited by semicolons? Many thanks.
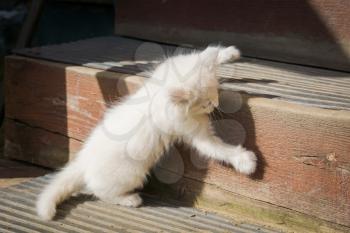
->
218;46;241;64
230;150;257;175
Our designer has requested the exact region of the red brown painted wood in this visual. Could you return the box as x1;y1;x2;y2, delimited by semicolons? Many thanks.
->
5;56;144;142
174;99;350;226
4;119;82;168
4;56;350;228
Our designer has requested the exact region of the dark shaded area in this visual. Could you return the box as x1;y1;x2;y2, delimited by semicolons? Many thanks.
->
116;0;350;72
1;0;114;129
55;194;96;220
31;1;114;46
0;158;48;179
0;1;27;126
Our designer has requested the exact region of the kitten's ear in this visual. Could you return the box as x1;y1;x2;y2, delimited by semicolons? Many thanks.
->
169;88;193;105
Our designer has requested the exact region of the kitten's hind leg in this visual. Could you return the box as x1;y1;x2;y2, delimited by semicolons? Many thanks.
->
99;193;143;207
217;46;241;64
88;170;145;207
117;193;143;207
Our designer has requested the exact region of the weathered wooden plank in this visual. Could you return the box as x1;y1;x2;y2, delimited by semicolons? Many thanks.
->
13;36;350;111
161;99;350;226
0;157;48;188
146;175;350;233
4;120;350;233
4;119;81;168
5;56;144;141
4;55;350;226
4;119;350;233
115;0;350;71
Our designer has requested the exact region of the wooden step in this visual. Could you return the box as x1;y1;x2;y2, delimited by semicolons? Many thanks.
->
4;36;350;232
115;0;350;72
0;175;281;233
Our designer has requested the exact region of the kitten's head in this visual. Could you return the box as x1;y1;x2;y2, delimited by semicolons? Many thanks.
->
167;47;222;115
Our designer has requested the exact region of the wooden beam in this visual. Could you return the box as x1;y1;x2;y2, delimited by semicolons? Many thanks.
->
146;175;350;233
4;119;81;168
5;56;144;141
115;0;350;72
4;55;350;227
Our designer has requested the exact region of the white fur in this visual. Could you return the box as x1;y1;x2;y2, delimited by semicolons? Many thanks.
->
36;45;257;220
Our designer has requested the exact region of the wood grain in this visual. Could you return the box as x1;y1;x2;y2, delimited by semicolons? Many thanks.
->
168;99;350;226
147;175;350;233
13;36;350;111
4;56;350;226
115;0;350;71
5;56;144;141
4;119;81;168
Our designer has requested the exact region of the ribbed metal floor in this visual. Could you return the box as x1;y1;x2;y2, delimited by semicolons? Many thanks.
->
13;36;350;111
0;175;281;233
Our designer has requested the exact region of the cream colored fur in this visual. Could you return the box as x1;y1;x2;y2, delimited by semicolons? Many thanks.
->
36;45;257;220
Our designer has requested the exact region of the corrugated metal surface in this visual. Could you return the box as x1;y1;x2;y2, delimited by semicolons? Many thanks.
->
0;175;281;233
13;36;350;111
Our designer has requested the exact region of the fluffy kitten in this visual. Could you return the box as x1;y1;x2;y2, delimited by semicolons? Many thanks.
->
37;45;257;220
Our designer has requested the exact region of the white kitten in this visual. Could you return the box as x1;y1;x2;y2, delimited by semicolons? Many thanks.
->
36;45;257;220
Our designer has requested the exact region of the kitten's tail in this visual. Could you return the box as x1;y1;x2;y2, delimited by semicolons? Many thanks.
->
36;161;84;220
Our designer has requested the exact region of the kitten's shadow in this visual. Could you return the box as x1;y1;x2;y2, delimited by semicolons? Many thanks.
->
219;95;267;180
143;94;266;208
54;194;96;220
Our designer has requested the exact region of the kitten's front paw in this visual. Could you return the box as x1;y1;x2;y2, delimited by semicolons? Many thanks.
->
218;46;241;64
230;150;257;175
